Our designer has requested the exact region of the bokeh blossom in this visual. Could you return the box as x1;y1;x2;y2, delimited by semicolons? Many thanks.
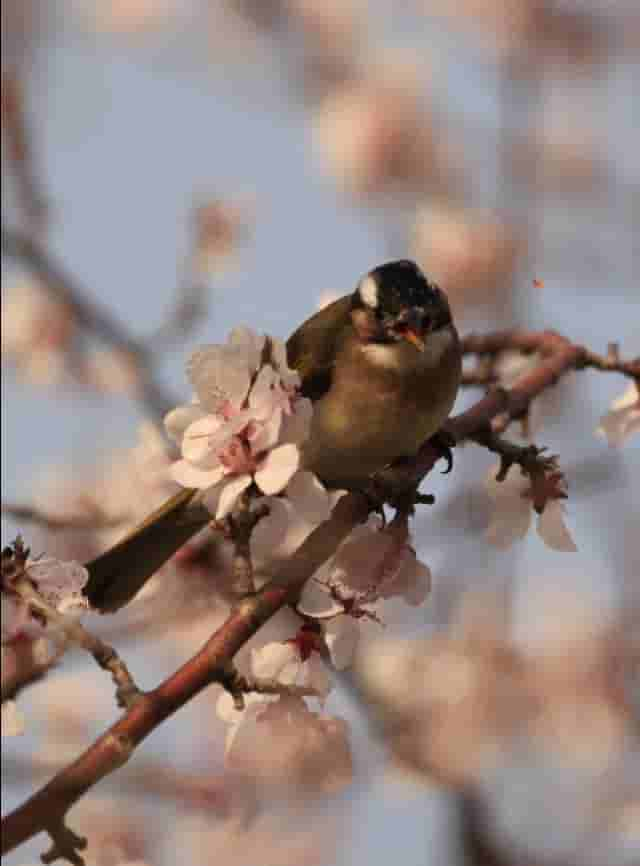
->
217;693;353;794
166;327;312;519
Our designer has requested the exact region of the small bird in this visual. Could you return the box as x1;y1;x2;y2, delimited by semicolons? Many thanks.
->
85;260;461;611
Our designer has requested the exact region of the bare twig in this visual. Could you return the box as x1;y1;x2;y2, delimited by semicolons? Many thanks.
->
1;73;48;235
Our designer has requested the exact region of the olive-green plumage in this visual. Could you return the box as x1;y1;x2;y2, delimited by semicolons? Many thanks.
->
85;260;461;612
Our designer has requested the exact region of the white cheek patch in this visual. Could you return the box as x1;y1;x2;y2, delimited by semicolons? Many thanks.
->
358;275;379;309
361;343;403;368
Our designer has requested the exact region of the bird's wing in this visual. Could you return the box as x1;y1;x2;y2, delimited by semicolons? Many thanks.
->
286;295;352;401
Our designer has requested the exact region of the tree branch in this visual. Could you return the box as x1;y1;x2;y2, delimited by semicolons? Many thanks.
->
1;326;633;860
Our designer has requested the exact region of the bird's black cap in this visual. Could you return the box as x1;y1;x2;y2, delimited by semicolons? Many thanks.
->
357;259;443;314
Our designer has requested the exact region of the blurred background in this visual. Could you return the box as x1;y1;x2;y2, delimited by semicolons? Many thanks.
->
2;2;638;865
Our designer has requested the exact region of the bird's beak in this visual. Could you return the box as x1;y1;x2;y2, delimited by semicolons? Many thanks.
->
403;329;426;352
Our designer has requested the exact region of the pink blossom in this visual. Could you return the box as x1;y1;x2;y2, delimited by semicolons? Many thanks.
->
1;557;90;645
596;383;640;447
166;329;309;519
298;516;432;617
485;463;577;552
250;639;332;702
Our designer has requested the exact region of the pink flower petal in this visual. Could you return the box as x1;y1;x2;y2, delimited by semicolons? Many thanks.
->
286;471;331;525
251;642;299;682
249;408;283;455
323;616;359;670
170;458;225;490
537;500;577;552
485;499;531;549
254;444;300;495
297;576;346;618
248;365;278;417
164;404;207;443
215;474;253;518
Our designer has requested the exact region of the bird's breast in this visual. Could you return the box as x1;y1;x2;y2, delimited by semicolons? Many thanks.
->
301;328;461;488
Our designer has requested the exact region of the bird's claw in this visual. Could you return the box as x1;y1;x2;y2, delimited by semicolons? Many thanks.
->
428;430;456;474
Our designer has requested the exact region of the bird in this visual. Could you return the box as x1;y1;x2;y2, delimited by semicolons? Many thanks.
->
84;260;461;612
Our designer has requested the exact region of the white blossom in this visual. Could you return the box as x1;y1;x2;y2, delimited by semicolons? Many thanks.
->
250;640;332;702
166;329;311;519
596;383;640;447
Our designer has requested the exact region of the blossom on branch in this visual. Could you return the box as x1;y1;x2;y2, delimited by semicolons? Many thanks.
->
2;549;90;644
596;383;640;447
484;463;577;552
298;515;432;619
166;327;312;519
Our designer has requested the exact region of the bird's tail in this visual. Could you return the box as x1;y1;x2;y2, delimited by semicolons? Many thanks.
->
84;488;211;613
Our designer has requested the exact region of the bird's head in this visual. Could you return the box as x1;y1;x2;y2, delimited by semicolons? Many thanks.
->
350;259;452;352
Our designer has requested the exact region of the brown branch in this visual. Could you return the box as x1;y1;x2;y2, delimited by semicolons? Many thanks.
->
461;329;640;381
1;227;177;422
1;73;48;236
0;326;628;860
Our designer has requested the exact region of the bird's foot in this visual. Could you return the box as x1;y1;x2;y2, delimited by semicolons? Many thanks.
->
366;459;428;516
427;429;456;474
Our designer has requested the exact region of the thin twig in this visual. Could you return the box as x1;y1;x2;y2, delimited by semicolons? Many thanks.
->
11;576;141;710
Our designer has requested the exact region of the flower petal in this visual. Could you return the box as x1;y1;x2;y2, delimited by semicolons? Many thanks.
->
215;474;253;519
323;616;359;670
228;326;266;374
254;444;300;495
251;642;300;682
170;459;225;490
248;409;283;455
485;500;531;549
297;576;345;618
537;500;577;552
164;404;207;443
286;471;331;525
